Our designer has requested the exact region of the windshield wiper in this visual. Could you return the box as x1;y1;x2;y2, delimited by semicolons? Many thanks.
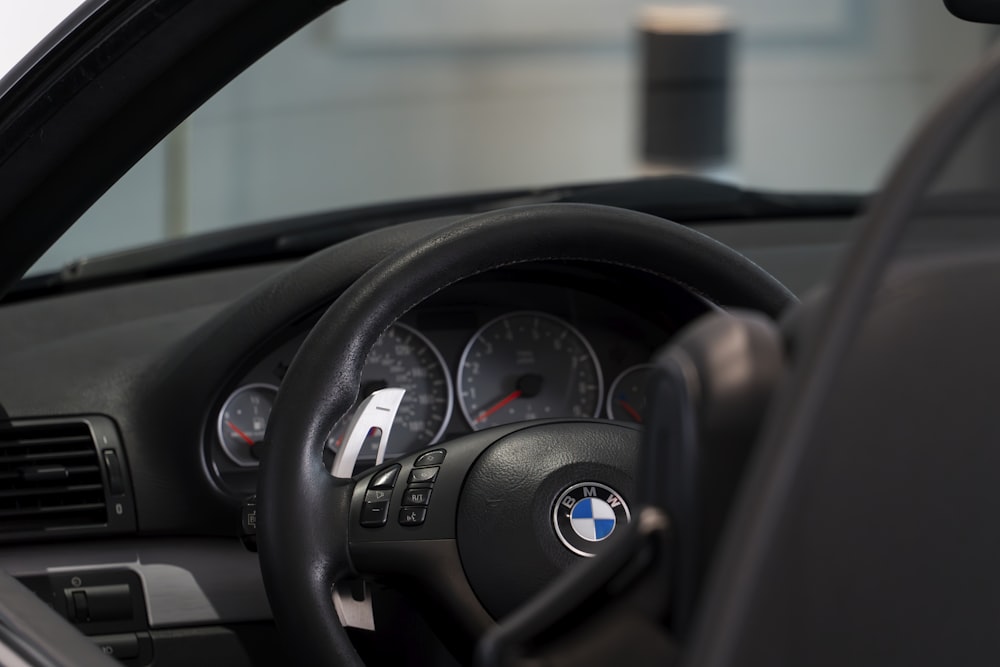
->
7;176;862;302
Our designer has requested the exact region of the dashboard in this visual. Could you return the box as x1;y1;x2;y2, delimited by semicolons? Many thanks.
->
208;264;713;494
0;210;855;667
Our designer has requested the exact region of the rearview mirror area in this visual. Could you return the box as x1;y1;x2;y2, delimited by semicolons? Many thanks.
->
944;0;1000;24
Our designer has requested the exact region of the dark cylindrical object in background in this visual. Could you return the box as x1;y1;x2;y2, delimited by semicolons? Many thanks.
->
639;6;733;173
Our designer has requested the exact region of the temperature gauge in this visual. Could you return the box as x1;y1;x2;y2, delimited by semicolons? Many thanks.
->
217;383;278;466
606;364;654;424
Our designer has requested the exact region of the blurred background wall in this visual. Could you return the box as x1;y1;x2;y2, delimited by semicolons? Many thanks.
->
34;0;991;272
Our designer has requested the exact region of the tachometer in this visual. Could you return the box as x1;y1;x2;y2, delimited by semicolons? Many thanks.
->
458;311;603;430
217;383;278;466
327;323;453;461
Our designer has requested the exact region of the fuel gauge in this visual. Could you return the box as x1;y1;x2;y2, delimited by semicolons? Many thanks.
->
217;383;278;466
606;364;654;424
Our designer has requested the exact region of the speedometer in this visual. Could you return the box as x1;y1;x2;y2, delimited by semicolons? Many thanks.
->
457;311;603;430
328;323;453;461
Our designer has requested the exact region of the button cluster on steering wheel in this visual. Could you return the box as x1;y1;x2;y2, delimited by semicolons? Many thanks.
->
359;464;400;528
399;449;445;527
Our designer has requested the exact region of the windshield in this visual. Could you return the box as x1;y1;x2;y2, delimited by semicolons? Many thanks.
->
27;0;992;274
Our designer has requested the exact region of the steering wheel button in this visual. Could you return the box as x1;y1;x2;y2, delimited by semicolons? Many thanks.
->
414;449;446;467
402;488;432;506
408;467;438;484
364;489;392;504
399;507;427;526
369;464;401;489
360;500;390;527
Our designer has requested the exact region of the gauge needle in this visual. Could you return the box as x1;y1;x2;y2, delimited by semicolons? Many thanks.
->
475;389;523;423
616;399;643;423
227;420;256;446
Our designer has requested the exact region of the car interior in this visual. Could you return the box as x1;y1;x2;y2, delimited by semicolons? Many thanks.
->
2;0;1000;666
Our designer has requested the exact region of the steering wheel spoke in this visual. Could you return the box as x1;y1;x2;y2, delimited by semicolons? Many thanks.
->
344;426;528;647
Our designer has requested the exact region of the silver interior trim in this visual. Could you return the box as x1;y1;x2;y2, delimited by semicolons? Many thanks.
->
328;388;405;630
332;581;374;631
0;641;33;667
0;539;271;628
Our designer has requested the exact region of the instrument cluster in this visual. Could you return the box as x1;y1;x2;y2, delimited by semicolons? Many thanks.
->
208;269;710;483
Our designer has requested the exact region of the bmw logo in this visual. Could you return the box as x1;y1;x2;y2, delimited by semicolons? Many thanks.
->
552;482;631;557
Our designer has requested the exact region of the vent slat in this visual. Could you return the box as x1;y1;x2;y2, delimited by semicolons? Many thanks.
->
0;450;95;465
0;502;107;519
0;421;108;533
0;484;103;500
0;435;94;447
0;468;99;482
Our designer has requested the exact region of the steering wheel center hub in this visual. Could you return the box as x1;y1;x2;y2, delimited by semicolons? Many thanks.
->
455;421;639;619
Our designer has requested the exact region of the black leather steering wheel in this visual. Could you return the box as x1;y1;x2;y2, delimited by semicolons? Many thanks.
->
256;203;795;665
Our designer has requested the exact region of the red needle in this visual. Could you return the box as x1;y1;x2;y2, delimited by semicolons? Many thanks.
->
227;420;256;446
617;400;643;423
475;389;523;423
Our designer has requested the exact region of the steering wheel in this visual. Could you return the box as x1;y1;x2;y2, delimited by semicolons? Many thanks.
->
256;203;795;665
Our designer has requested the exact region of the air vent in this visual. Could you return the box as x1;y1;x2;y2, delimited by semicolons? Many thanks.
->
0;421;108;534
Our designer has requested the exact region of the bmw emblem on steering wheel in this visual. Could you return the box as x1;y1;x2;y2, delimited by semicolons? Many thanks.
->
553;482;631;557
